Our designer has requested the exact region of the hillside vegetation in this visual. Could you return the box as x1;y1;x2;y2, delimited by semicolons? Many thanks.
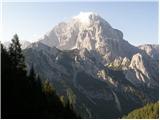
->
123;101;159;119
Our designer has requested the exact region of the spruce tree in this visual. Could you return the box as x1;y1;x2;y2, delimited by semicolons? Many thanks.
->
9;34;26;71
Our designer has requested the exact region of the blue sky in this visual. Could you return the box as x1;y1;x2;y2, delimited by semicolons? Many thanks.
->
2;1;158;46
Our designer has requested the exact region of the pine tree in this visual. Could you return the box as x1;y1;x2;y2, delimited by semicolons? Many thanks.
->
29;65;36;80
1;44;13;116
9;34;26;71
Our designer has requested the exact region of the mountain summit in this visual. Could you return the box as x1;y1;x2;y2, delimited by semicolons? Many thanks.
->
72;12;100;25
38;12;139;63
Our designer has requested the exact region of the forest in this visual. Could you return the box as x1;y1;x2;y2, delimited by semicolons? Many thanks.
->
1;34;79;118
123;101;159;119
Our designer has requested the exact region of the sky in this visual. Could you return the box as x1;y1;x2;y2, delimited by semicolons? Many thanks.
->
1;1;159;46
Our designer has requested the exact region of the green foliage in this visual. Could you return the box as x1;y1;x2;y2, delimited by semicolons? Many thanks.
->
1;34;79;118
42;79;55;95
123;101;159;119
9;34;26;70
29;65;36;81
60;96;65;106
67;88;76;106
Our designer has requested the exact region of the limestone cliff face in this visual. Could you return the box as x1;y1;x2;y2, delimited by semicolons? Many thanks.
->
38;12;139;64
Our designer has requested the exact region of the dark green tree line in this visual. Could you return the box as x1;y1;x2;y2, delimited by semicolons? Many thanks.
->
1;34;79;118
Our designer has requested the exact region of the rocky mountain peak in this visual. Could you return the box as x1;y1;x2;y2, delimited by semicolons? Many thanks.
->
38;12;139;63
72;12;100;25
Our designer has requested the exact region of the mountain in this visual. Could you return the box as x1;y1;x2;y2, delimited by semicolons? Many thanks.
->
24;12;159;118
3;40;31;49
138;44;159;61
38;12;139;63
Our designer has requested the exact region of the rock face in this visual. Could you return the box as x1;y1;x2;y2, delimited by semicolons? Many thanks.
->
24;12;159;118
125;53;158;87
138;44;159;61
39;12;139;64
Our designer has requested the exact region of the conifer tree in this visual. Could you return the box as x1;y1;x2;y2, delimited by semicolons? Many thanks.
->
9;34;26;71
29;65;36;80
